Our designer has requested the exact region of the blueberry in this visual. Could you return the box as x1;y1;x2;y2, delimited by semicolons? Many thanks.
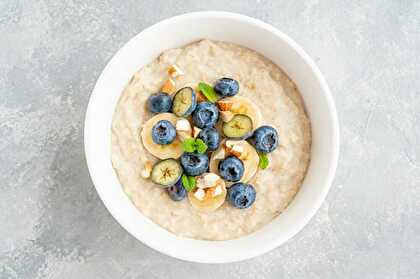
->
180;153;209;176
250;126;279;153
147;92;172;113
218;156;244;182
227;183;256;209
198;127;220;151
214;78;239;97
192;102;219;128
151;120;176;145
167;178;186;201
172;87;197;117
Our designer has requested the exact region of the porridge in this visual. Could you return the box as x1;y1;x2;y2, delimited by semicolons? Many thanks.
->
111;39;311;240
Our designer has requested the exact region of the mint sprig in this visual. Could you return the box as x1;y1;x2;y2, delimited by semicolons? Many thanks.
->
182;138;208;154
258;153;269;169
181;174;196;192
182;138;196;153
198;82;218;103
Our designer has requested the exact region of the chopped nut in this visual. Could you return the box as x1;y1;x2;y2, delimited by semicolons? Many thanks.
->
192;126;202;138
196;90;207;103
176;118;192;141
220;110;234;122
193;188;205;201
225;140;240;149
230;144;244;157
196;173;221;189
161;78;176;94
213;185;223;196
176;118;192;132
217;99;233;111
225;140;247;159
140;161;153;178
212;147;226;160
167;64;185;78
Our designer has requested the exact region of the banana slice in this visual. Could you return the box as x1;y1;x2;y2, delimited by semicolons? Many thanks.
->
209;140;259;184
217;96;263;128
188;174;227;213
140;113;183;159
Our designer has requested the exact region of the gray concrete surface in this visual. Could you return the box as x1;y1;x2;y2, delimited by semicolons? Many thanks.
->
1;1;419;278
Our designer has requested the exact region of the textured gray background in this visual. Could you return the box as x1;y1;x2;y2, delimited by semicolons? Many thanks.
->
1;1;419;278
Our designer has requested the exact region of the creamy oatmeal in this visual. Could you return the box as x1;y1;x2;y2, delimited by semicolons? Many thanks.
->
111;39;311;240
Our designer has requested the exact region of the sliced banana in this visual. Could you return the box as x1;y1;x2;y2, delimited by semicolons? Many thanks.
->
140;113;183;159
188;174;227;213
209;140;259;184
217;96;263;128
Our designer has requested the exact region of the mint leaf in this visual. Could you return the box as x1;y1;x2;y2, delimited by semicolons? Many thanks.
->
198;82;218;103
181;174;196;192
182;138;196;153
182;174;189;187
188;176;196;189
258;153;269;169
195;138;208;154
182;138;208;154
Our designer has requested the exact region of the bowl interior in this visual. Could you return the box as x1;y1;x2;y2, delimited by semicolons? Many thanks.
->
84;12;338;263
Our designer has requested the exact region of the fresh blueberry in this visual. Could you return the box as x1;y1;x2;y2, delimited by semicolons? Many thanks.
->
214;78;239;97
227;183;256;209
167;178;186;201
151;120;176;145
192;102;219;128
180;153;209;176
250;125;279;153
172;87;197;117
218;156;244;182
198;127;220;151
147;92;172;113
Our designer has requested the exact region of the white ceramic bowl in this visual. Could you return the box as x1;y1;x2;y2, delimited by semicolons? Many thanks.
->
84;11;339;263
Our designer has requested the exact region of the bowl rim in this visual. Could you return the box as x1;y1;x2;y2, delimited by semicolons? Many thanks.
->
84;11;339;263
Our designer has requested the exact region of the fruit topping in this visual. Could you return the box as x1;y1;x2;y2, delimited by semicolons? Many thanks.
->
214;78;239;97
180;153;209;176
167;178;187;201
197;127;220;151
210;140;259;183
227;183;256;209
222;114;253;139
218;156;244;182
192;102;219;128
151;159;183;187
140;113;183;159
147;92;172;113
188;178;227;212
172;87;197;117
152;120;176;145
250;125;279;153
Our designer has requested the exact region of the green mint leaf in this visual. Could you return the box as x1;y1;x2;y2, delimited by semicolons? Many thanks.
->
182;138;196;153
181;174;196;192
188;176;196;190
258;153;269;169
195;138;208;154
198;82;218;103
